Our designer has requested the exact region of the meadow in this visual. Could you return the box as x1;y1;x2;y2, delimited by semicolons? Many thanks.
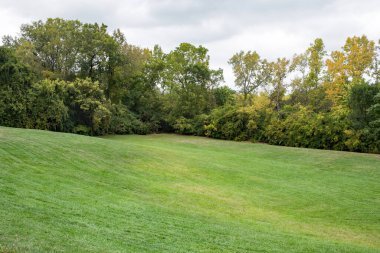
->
0;126;379;252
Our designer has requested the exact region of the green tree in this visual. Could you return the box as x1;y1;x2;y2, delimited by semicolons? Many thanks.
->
268;58;289;111
27;79;69;131
348;82;379;129
0;46;34;127
11;18;127;101
19;18;82;79
212;86;235;107
305;38;326;88
162;43;223;127
77;23;117;89
362;90;380;152
66;78;111;135
229;51;270;105
371;40;380;83
108;39;151;103
290;39;327;109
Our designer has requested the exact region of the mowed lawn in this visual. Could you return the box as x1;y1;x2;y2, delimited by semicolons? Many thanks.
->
0;127;379;252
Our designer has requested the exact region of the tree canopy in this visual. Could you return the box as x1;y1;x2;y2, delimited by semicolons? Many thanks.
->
1;18;379;153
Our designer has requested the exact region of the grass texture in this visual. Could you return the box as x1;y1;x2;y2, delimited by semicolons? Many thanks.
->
0;127;379;252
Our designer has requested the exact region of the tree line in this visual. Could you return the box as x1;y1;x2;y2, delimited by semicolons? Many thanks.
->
0;18;379;153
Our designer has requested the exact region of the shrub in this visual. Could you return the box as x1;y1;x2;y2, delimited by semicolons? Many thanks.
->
173;117;194;135
109;103;148;135
204;105;260;141
264;105;351;150
26;79;69;131
66;78;111;135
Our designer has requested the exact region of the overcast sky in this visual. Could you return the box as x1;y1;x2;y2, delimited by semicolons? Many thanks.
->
0;0;379;86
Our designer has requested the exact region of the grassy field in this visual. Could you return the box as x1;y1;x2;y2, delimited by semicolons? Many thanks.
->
0;127;379;252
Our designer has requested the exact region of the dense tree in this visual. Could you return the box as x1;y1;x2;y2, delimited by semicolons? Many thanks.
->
366;91;380;152
161;43;223;129
343;35;375;82
27;79;69;131
0;47;34;127
8;18;130;101
66;78;111;135
212;86;235;107
348;82;379;129
1;18;379;153
19;18;82;79
325;35;375;108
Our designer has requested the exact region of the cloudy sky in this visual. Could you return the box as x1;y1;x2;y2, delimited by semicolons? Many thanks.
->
0;0;379;85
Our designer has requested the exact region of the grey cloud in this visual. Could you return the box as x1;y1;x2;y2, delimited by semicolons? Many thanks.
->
0;0;379;86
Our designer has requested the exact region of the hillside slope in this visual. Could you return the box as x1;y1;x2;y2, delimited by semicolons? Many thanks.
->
0;127;379;252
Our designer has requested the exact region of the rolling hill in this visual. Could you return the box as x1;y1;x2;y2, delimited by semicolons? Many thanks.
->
0;127;379;252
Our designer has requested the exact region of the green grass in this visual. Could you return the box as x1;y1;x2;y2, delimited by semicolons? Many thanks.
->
0;127;379;252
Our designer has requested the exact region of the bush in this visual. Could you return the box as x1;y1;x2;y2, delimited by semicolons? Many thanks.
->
109;103;148;135
66;78;111;135
204;105;260;141
192;114;210;136
72;125;91;135
264;105;350;150
26;79;69;131
0;47;34;128
173;117;194;135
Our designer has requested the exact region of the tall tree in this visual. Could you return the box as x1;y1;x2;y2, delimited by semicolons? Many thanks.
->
305;38;326;89
162;43;223;123
290;38;326;109
325;35;375;108
343;35;375;83
371;40;380;83
325;51;347;107
10;18;126;100
19;18;82;79
269;58;290;111
0;47;34;127
229;51;270;105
